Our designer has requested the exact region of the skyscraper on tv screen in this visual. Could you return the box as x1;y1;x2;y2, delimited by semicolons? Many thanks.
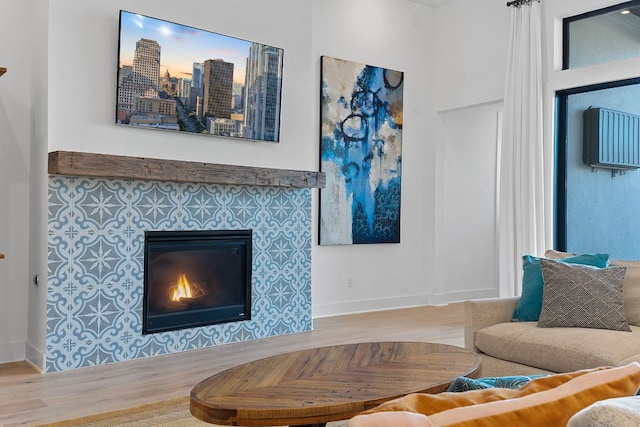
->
133;38;161;97
243;43;283;142
117;38;161;121
190;62;204;110
203;59;234;120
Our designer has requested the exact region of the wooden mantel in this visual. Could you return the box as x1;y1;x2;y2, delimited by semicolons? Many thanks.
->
48;151;325;189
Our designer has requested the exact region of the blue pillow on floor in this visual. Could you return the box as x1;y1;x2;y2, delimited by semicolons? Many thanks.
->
447;374;545;392
512;253;610;322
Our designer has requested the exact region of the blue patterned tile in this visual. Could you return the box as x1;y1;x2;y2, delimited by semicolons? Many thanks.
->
46;177;312;372
181;183;225;229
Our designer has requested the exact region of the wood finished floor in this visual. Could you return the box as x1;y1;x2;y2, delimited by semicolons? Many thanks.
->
0;303;464;426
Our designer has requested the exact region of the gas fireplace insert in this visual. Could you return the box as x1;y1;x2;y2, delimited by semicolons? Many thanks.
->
143;230;252;334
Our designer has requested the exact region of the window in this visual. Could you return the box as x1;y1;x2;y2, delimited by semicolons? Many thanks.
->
564;1;640;69
556;2;640;259
556;79;640;258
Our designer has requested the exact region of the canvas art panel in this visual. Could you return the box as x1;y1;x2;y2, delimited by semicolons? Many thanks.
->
319;56;404;245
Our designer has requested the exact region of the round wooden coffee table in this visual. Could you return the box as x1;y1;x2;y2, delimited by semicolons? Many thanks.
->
190;341;480;427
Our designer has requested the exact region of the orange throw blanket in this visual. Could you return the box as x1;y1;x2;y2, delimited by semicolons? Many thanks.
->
349;363;640;427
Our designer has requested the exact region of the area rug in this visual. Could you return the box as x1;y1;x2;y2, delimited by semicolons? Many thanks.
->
36;396;347;427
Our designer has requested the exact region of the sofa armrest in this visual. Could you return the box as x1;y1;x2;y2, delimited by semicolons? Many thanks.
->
464;297;520;353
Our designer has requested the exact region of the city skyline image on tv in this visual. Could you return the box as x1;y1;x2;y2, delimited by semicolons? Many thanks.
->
115;10;284;142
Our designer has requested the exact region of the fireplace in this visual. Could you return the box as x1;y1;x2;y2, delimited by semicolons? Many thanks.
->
46;155;321;372
143;230;252;334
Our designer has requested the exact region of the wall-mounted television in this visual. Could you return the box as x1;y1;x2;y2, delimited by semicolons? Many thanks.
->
116;10;284;143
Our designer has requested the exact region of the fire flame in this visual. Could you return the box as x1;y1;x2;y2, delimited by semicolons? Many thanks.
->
171;274;196;302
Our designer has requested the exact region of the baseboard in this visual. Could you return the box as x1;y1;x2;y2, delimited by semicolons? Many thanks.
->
313;294;432;318
0;341;26;364
25;342;45;372
312;288;498;318
445;288;499;303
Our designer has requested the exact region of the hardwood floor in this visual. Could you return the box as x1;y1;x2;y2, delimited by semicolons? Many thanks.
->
0;303;464;426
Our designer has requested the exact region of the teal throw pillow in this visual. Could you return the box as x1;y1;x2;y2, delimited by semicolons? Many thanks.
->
512;253;610;322
447;374;545;392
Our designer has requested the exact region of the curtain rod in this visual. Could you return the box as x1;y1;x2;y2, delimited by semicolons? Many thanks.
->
506;0;539;7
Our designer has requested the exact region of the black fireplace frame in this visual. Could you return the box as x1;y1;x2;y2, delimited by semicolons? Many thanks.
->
142;229;252;334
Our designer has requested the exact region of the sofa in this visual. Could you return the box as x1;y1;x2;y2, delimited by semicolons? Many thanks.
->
348;363;640;427
465;250;640;377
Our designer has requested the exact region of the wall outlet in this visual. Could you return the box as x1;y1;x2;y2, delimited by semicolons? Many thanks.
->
347;276;353;287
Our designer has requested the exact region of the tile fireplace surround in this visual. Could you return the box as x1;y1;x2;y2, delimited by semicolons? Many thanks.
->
46;151;324;372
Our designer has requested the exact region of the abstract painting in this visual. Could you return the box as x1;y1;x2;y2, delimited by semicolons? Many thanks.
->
319;56;403;245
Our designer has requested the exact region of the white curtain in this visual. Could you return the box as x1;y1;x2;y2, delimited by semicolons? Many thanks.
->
498;0;546;297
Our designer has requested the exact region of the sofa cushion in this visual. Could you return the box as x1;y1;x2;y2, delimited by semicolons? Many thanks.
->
567;396;640;427
545;251;640;327
447;374;543;392
611;260;640;326
544;249;574;259
513;253;610;322
476;321;640;372
538;259;630;331
427;363;640;427
348;364;640;427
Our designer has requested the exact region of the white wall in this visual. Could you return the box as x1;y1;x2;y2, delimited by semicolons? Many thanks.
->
0;0;512;364
431;0;510;302
0;0;35;364
429;0;637;302
26;0;50;370
47;0;315;171
22;0;445;358
2;0;630;365
23;0;317;366
438;102;502;300
432;0;510;112
311;0;438;315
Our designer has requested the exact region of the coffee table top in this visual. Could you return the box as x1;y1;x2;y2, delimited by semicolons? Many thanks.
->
190;341;480;426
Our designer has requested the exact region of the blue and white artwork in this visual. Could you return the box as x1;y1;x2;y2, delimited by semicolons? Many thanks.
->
320;56;403;245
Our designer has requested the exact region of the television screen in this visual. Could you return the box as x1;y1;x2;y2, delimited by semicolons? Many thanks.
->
116;10;284;142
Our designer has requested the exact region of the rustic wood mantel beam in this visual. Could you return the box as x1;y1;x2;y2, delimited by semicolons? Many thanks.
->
48;151;325;189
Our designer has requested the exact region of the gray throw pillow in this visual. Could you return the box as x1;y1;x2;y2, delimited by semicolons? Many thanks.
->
538;259;630;331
